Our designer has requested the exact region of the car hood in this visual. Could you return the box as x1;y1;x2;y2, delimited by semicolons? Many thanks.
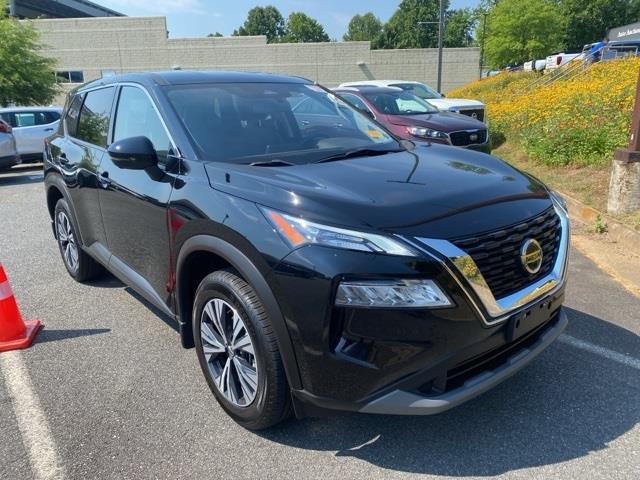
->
427;98;485;111
387;111;486;132
204;144;553;239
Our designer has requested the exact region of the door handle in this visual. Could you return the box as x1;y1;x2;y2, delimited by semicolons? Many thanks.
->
44;128;54;132
58;153;69;165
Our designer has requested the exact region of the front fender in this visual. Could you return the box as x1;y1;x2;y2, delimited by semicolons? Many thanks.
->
176;234;303;390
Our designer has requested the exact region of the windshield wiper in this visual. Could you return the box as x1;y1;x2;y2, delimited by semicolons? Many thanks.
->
249;159;296;167
313;148;401;164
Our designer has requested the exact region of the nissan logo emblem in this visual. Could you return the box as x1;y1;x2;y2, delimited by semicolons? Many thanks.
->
520;239;543;274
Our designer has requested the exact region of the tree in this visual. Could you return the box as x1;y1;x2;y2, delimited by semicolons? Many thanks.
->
0;2;57;106
444;8;476;47
483;0;565;68
282;12;330;43
232;5;286;43
560;0;640;51
343;12;383;42
375;0;448;49
207;32;223;37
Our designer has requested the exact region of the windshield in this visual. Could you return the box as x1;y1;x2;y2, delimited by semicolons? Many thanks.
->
363;91;439;116
164;82;399;165
391;83;441;100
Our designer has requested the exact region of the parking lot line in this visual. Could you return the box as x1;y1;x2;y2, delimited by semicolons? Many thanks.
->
0;351;64;480
558;334;640;370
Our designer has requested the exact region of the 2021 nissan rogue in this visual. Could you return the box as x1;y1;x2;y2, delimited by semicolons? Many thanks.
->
44;72;569;430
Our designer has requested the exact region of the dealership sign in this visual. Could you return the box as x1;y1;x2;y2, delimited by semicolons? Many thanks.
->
609;22;640;41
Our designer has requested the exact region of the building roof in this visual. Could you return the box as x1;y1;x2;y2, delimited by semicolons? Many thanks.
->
10;0;124;19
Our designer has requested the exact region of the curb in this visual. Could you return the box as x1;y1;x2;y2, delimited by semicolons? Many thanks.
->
561;191;640;255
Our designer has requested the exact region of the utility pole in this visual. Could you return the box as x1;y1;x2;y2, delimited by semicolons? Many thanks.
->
417;0;446;93
608;67;640;213
437;0;445;92
479;11;488;79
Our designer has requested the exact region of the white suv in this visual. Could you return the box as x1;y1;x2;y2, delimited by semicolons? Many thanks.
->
0;107;62;163
339;80;486;123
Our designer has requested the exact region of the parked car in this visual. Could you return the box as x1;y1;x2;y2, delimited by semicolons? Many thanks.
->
333;86;490;153
339;80;486;123
0;119;20;171
602;40;640;61
523;59;546;72
45;71;569;430
0;107;62;163
545;52;582;71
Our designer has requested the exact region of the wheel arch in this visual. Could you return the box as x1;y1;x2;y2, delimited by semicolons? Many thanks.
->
176;235;302;390
44;175;85;245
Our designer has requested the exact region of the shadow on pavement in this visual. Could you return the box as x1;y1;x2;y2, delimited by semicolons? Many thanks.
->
124;287;180;333
259;306;639;476
0;170;43;186
35;327;111;344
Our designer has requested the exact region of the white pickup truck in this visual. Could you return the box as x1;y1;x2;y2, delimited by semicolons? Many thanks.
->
545;52;582;71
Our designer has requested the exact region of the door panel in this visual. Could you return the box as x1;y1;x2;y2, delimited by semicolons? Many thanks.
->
50;91;115;248
99;85;177;302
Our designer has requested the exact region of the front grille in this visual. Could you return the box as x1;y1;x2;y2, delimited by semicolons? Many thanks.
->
451;207;561;299
458;108;485;122
449;129;487;147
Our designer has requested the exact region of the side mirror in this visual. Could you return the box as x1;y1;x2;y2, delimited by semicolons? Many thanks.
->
108;136;158;170
440;93;446;98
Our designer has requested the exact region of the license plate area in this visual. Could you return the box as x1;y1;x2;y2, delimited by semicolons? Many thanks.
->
506;292;564;342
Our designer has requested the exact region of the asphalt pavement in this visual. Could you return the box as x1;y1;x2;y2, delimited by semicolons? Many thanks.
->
1;165;639;480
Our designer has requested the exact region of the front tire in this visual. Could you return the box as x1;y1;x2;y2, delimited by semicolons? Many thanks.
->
54;199;102;282
193;270;291;430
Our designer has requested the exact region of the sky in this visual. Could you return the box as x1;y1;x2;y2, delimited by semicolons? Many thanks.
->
96;0;479;40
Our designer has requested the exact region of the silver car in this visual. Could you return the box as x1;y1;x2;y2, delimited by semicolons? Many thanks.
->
0;119;19;171
0;107;62;164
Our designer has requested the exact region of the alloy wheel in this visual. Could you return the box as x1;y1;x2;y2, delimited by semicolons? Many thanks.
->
57;211;79;272
200;298;258;407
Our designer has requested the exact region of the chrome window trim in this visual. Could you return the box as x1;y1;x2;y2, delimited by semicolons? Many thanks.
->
115;82;180;156
401;202;569;326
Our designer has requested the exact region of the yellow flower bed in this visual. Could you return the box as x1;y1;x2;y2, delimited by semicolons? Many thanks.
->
449;57;640;166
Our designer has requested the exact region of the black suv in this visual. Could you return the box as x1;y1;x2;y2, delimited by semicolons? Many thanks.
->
44;72;569;430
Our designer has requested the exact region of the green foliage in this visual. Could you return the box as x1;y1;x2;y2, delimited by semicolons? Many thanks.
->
375;0;448;49
444;8;476;47
343;12;383;42
232;5;286;43
484;0;565;68
283;12;330;43
0;3;57;106
560;0;640;51
207;32;223;37
594;214;608;234
233;6;329;43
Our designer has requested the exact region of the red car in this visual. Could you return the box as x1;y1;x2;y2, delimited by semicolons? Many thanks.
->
333;86;491;153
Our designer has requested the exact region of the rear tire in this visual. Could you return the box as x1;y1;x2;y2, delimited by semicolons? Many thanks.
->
54;198;102;282
193;270;291;430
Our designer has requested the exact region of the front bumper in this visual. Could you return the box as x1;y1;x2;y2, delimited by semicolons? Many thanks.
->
360;307;567;415
269;201;569;416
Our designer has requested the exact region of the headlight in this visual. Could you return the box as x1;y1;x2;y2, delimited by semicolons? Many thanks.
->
263;208;416;256
406;126;449;140
335;279;452;308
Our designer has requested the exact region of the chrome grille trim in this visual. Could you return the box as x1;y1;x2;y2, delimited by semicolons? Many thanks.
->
400;202;569;326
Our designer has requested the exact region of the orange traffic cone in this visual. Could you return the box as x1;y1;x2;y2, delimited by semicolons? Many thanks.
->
0;264;40;352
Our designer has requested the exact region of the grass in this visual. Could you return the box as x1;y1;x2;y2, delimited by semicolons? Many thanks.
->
494;141;640;232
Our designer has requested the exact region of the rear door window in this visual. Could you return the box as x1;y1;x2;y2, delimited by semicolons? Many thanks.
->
76;87;116;147
65;95;83;137
11;111;58;127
